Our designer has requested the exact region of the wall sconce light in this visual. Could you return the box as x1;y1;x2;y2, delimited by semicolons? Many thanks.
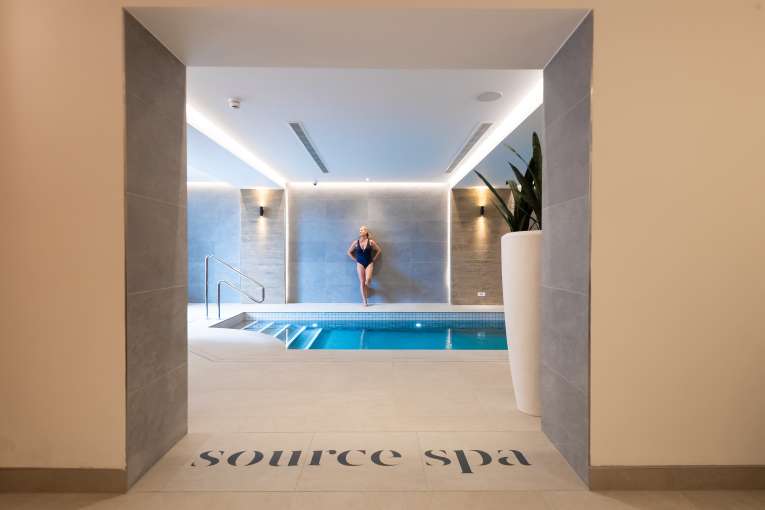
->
479;205;485;217
259;206;265;217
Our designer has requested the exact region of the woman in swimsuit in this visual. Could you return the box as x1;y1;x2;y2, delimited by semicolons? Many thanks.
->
347;226;381;306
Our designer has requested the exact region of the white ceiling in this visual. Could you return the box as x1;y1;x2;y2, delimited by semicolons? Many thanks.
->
187;126;280;187
188;67;542;183
128;8;588;69
129;8;587;185
456;105;545;188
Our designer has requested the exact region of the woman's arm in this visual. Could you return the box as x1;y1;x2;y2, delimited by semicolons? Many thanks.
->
371;240;382;261
347;241;358;262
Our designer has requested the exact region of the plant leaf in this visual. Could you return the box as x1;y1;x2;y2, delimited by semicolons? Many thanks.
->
474;170;514;225
509;162;540;219
530;132;542;200
503;143;529;166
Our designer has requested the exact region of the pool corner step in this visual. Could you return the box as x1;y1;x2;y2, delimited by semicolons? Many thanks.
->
284;325;307;347
251;321;274;333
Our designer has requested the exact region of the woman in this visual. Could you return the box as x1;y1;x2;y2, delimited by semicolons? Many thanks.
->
347;226;381;306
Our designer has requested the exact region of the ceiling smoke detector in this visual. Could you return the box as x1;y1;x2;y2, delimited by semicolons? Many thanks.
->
476;91;503;102
228;97;241;109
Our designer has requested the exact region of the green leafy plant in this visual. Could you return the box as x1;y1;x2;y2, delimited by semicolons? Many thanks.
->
474;132;542;231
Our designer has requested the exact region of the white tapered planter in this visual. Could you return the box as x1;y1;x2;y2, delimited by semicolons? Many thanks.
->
501;230;542;416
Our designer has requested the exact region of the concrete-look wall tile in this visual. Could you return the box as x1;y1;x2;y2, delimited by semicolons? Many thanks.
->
290;241;325;263
542;196;590;294
126;286;187;394
323;239;355;264
414;221;447;242
541;11;592;484
124;13;185;124
541;286;589;394
373;222;419;243
187;186;240;302
411;242;446;263
411;195;446;221
541;364;589;482
543;13;593;128
126;94;186;206
326;199;368;219
288;187;448;303
289;197;327;222
544;96;591;207
126;364;187;486
368;198;414;221
126;195;186;294
124;12;187;487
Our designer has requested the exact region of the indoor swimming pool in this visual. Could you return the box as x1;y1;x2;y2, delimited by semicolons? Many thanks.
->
212;312;507;350
241;318;507;350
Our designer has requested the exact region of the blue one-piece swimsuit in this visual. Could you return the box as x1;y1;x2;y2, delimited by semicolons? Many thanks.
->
355;238;374;268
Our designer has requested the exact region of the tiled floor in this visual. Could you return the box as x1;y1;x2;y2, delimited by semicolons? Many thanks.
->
3;310;764;509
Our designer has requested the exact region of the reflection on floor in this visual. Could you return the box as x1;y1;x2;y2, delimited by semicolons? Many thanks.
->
4;308;765;508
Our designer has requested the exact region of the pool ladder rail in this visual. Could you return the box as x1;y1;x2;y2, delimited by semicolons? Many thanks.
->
204;254;266;319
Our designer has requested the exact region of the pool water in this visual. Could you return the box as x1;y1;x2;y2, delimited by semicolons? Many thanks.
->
243;319;507;350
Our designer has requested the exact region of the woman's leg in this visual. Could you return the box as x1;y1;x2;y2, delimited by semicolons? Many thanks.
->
356;263;368;305
364;263;374;287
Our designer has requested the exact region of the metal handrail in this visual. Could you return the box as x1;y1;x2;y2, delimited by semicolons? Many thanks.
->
205;255;265;319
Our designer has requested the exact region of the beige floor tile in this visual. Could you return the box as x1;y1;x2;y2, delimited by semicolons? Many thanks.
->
296;432;428;491
543;491;699;510
682;490;765;509
393;389;487;418
418;431;585;491
131;434;212;491
2;492;296;510
428;491;549;509
267;412;402;433
290;491;431;510
140;433;313;492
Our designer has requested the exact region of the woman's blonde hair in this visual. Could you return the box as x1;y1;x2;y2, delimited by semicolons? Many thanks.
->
359;225;371;238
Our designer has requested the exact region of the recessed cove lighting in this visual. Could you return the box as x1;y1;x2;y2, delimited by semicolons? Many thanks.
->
477;91;503;102
448;79;543;188
186;105;286;188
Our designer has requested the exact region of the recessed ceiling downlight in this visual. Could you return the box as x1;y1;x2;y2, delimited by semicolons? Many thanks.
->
477;91;503;102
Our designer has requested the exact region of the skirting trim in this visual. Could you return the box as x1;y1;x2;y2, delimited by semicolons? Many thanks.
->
589;465;765;490
0;468;127;493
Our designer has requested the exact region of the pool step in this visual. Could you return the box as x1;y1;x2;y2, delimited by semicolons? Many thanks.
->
251;321;275;333
287;327;323;350
283;325;307;347
238;319;258;330
303;328;323;349
260;322;288;336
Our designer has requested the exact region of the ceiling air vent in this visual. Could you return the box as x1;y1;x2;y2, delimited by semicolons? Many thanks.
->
288;122;329;174
445;122;493;174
